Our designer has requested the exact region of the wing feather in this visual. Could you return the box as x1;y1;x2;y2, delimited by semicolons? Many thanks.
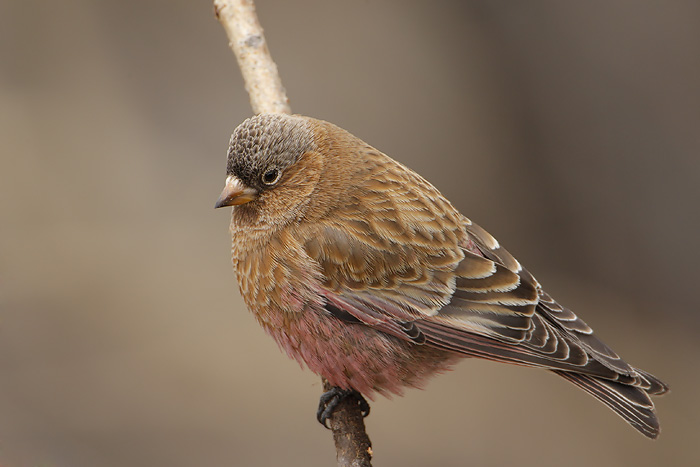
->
296;152;665;438
464;220;637;375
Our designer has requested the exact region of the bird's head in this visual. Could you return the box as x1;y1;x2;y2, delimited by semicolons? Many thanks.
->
215;113;322;224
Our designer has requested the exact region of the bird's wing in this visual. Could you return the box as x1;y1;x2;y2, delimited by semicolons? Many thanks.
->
301;158;663;392
302;155;542;347
461;220;667;394
306;220;641;384
461;221;635;374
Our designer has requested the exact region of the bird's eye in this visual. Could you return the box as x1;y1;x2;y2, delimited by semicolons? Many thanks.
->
262;168;281;185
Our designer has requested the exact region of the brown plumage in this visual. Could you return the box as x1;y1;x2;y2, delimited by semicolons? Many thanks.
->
216;113;668;438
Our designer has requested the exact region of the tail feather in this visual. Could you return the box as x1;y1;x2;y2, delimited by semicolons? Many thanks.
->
636;369;670;395
554;370;662;439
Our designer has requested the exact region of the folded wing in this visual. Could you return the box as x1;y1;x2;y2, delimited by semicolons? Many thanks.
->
301;154;667;437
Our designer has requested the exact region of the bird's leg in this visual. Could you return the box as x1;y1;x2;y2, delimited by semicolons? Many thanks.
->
316;386;370;429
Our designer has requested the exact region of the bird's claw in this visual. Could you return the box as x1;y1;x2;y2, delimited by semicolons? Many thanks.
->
316;387;370;429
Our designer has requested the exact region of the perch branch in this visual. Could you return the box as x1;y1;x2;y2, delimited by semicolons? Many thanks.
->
323;379;373;467
214;0;290;114
213;1;373;465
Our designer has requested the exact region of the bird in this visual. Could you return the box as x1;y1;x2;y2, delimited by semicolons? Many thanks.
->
215;113;668;439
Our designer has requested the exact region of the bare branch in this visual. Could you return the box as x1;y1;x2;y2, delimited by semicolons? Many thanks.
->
214;0;291;114
213;1;373;465
323;379;374;467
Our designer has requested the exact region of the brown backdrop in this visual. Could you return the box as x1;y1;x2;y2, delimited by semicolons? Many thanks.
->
1;1;698;466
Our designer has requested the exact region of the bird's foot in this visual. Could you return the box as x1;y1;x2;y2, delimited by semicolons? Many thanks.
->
316;386;370;429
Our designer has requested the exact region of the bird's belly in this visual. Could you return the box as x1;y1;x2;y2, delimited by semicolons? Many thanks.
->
259;306;460;398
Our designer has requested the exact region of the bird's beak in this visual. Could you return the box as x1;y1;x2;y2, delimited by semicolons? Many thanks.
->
214;176;258;208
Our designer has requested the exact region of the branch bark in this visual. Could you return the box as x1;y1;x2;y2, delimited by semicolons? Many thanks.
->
214;0;290;115
322;379;373;467
213;1;373;465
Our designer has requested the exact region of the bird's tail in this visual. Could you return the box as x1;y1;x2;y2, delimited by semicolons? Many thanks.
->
553;370;668;439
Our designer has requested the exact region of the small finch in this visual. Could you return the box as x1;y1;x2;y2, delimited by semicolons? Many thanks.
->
215;113;668;438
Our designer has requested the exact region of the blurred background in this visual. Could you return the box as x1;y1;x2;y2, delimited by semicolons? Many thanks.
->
1;1;698;465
